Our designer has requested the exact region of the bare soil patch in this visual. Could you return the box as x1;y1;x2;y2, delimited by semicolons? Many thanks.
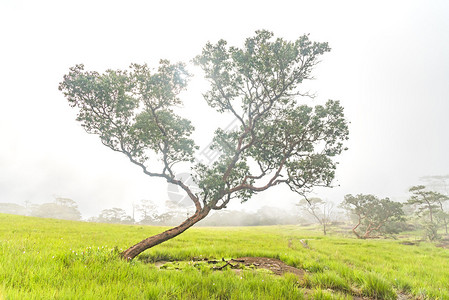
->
436;241;449;248
155;256;305;278
229;257;304;278
399;241;419;246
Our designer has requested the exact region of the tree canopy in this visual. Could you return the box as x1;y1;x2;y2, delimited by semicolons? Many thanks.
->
59;30;349;260
408;185;449;239
97;208;133;224
342;194;404;239
30;198;81;221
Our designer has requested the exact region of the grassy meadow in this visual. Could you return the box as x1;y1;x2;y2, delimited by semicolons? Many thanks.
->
0;213;448;299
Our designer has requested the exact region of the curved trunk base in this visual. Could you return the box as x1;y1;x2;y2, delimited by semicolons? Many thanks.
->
121;208;210;261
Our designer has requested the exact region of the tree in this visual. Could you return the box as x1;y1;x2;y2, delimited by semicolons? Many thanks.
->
55;197;78;209
407;185;449;239
136;199;158;224
297;198;334;235
59;30;349;260
98;208;133;224
341;194;404;239
0;203;28;215
30;197;81;221
419;176;449;234
136;200;187;226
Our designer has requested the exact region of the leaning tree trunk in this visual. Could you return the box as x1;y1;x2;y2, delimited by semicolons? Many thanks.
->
121;207;211;261
352;216;362;239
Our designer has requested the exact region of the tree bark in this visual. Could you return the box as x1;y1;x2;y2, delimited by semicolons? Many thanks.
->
121;207;211;261
437;201;448;235
352;215;362;239
426;200;434;223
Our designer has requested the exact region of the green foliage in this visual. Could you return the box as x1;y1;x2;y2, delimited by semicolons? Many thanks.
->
192;30;349;207
59;61;196;166
423;222;440;241
60;30;348;217
408;185;445;221
193;30;330;113
342;194;404;239
408;185;449;240
59;30;350;260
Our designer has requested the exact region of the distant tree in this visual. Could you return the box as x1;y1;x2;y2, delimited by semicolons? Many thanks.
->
0;203;28;216
24;200;32;210
407;185;449;239
136;200;158;224
419;176;449;235
408;186;439;223
152;211;180;226
435;206;449;235
341;194;404;239
86;216;99;222
54;197;78;208
59;30;349;260
297;198;334;235
152;201;189;226
98;208;133;224
30;197;81;220
198;207;298;226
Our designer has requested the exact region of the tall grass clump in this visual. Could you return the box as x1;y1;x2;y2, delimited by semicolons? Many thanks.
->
303;271;351;292
359;272;396;299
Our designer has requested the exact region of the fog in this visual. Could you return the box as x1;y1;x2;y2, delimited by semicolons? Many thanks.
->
1;0;449;219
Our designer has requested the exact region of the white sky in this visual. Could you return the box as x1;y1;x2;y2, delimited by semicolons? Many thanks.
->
1;0;448;218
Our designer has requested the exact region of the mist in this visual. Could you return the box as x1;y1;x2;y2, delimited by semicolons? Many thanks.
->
1;0;449;220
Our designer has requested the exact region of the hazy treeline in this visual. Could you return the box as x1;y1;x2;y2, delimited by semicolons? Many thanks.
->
0;198;300;226
297;183;449;240
0;197;81;221
1;176;448;239
85;202;301;227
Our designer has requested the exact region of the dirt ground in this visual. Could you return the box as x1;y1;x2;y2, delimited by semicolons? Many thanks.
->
229;257;304;278
155;256;305;278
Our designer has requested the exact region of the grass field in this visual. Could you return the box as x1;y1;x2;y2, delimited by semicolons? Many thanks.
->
1;213;448;299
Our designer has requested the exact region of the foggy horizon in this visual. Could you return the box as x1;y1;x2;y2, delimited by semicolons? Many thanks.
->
1;0;449;219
